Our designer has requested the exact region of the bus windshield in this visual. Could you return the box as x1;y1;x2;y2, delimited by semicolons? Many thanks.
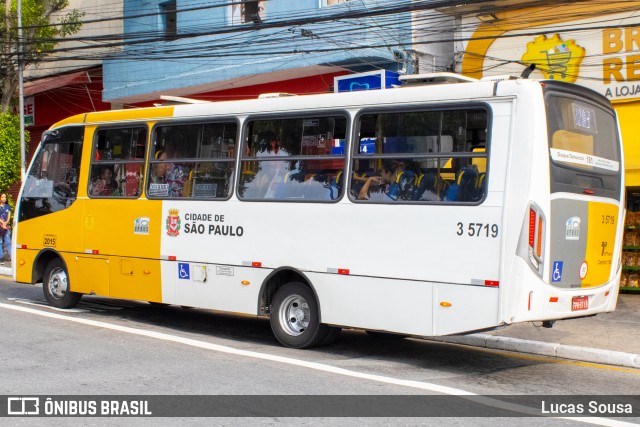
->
19;126;84;221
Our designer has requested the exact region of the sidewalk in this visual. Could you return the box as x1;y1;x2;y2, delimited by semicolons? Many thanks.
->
0;259;11;277
1;261;638;367
426;293;640;368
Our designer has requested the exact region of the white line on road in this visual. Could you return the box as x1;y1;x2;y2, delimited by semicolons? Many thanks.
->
0;301;634;426
7;298;90;313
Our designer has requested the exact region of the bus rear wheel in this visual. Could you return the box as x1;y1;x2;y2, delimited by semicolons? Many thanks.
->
43;259;82;309
270;282;335;349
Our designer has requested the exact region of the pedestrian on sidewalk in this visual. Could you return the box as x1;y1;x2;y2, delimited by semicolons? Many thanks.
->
0;193;12;261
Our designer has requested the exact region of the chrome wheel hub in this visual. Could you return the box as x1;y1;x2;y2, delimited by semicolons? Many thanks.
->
278;294;310;336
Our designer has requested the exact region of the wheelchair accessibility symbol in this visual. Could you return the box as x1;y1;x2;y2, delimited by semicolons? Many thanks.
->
552;261;563;282
178;263;190;280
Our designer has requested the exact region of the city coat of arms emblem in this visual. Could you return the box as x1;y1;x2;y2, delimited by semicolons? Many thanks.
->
166;209;181;236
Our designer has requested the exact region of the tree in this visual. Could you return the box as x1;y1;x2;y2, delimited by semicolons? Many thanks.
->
1;0;83;112
0;112;24;192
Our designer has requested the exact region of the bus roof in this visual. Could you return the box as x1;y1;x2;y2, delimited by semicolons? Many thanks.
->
50;77;550;129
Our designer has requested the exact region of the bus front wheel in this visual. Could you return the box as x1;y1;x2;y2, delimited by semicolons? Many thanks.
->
270;282;334;349
43;259;82;309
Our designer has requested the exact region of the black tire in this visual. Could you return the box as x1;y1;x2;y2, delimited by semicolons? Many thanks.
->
270;282;331;349
320;326;341;346
365;330;408;341
148;302;169;307
43;258;82;309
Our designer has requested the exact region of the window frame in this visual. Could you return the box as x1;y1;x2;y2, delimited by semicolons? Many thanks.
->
319;0;352;7
349;103;492;205
238;111;350;203
147;118;240;201
160;0;177;41
88;124;149;199
229;0;266;25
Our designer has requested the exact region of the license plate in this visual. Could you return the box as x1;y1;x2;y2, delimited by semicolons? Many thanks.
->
572;295;589;311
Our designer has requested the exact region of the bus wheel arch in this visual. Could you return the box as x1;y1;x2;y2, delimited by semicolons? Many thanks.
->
259;268;339;348
258;267;317;316
33;249;64;284
38;253;82;309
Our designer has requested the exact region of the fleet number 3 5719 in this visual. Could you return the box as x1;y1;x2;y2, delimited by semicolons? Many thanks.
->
456;222;499;238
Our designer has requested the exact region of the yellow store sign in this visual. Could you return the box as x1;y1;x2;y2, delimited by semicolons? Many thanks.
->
459;1;640;184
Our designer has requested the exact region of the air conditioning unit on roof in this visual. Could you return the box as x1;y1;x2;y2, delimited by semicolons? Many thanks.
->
399;72;478;86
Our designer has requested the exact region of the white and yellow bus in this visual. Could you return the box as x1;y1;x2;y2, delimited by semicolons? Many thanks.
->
14;73;624;348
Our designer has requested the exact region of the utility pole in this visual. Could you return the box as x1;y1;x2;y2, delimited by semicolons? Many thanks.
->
17;0;25;180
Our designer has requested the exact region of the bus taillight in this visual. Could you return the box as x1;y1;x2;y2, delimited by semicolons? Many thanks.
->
528;208;536;247
528;204;545;271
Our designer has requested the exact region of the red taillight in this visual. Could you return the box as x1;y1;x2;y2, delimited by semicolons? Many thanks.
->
528;205;545;265
529;208;536;247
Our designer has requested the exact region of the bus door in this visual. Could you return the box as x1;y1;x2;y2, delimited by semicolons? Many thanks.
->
15;127;85;285
81;126;161;301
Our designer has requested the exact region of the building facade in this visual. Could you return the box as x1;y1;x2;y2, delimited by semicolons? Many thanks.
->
103;0;451;106
11;0;122;199
451;1;640;187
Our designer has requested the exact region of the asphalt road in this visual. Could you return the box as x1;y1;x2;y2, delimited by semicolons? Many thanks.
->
1;278;639;426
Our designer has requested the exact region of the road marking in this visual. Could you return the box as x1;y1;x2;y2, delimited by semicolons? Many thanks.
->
7;298;90;313
7;297;129;313
0;301;634;426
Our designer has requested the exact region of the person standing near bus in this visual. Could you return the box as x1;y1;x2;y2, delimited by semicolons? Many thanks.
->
0;193;12;261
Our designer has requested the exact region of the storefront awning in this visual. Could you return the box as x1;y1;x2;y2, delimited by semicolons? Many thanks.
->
24;70;91;97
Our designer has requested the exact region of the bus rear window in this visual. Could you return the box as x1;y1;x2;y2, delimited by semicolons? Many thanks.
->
547;96;619;173
546;93;621;197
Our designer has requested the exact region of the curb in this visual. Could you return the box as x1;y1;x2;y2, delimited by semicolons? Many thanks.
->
424;333;640;369
0;266;11;277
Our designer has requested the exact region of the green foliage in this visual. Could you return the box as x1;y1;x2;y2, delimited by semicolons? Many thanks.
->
9;0;83;65
0;1;84;111
0;113;27;192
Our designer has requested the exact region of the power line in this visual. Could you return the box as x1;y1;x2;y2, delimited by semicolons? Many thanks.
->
13;0;640;87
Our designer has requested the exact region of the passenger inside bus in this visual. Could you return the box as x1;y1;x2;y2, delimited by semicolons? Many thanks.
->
357;160;415;201
165;147;190;197
150;150;168;183
90;165;117;197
